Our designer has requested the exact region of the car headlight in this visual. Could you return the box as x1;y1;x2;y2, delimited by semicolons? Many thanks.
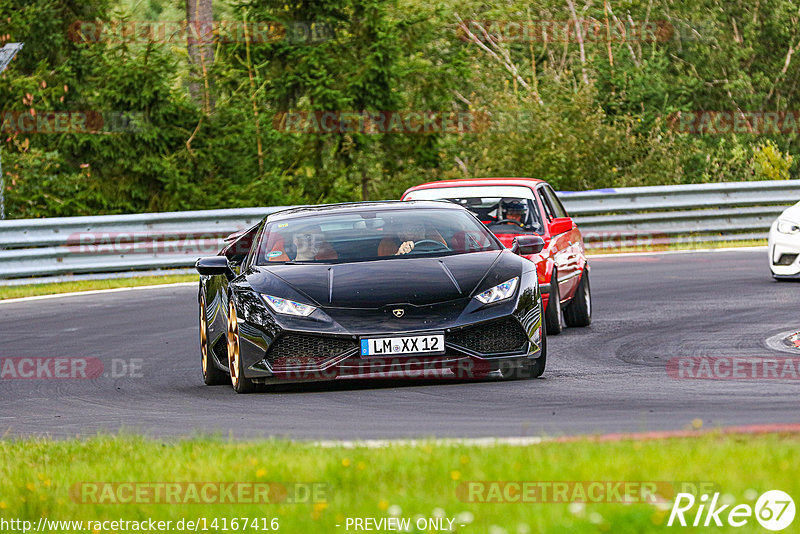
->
261;294;316;317
475;277;519;304
777;219;800;234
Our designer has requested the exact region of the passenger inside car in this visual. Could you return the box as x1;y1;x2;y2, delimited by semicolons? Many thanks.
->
265;224;338;262
293;225;338;261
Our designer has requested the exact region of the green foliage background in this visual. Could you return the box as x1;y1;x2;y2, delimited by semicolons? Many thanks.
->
1;0;798;218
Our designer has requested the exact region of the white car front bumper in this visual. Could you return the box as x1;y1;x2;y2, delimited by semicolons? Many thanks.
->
768;220;800;278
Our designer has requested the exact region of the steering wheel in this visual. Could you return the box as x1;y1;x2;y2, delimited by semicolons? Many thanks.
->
411;239;451;253
490;218;524;226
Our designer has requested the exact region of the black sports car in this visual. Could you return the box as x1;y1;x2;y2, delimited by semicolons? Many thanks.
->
196;201;546;392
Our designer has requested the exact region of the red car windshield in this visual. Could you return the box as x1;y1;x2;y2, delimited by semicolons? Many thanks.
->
436;197;545;235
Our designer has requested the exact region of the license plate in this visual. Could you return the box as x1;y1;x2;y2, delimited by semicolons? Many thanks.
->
360;334;445;357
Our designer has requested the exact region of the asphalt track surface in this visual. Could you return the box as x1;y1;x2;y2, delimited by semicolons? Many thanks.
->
1;249;798;439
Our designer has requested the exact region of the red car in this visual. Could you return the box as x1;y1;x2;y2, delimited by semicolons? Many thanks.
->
402;178;591;334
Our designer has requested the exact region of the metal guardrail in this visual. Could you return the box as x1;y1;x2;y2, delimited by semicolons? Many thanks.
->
0;207;285;278
563;180;800;249
1;180;798;279
559;180;800;215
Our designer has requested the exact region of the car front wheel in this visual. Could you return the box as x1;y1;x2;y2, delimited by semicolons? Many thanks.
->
545;273;564;335
200;294;227;385
564;268;592;327
227;300;256;394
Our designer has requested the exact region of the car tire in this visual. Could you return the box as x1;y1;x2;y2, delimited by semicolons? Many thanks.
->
227;299;256;394
544;272;563;335
527;325;547;378
200;294;227;385
564;268;592;327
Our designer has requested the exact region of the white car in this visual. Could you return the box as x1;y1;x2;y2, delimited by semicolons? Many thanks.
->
769;201;800;279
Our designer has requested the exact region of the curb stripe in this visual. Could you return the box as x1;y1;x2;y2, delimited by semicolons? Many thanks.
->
311;422;800;448
0;282;196;305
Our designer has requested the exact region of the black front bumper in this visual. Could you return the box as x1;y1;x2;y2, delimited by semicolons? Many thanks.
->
241;314;543;384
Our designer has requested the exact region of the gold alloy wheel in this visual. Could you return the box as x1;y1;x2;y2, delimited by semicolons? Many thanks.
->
200;297;209;376
227;300;241;388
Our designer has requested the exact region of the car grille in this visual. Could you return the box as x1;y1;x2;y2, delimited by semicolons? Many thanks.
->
447;317;529;355
266;333;357;369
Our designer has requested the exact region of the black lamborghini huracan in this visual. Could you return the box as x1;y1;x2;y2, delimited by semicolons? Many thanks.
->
196;201;546;392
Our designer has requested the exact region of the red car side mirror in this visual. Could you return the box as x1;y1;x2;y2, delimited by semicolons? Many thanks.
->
550;217;574;236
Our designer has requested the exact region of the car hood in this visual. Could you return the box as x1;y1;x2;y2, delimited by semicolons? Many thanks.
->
780;201;800;223
251;251;514;308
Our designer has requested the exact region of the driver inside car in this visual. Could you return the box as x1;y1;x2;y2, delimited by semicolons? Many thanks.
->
378;221;446;256
500;199;528;226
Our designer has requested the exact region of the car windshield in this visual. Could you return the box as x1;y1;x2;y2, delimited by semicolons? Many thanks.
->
254;208;502;265
403;186;544;234
440;197;544;234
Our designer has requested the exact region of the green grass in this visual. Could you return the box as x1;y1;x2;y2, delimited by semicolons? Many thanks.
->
0;433;797;533
0;274;197;300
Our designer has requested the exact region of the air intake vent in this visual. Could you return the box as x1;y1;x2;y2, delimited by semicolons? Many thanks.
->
267;334;357;369
448;317;528;355
776;253;798;266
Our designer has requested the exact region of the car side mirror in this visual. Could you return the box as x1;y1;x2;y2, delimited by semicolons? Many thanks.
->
196;256;235;280
512;235;545;255
550;217;574;236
